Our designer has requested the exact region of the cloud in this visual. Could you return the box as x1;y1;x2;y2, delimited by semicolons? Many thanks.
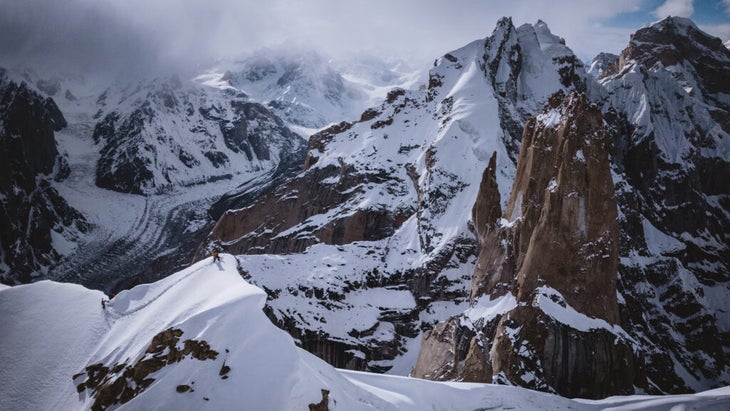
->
0;0;280;76
722;0;730;14
700;23;730;41
0;0;667;76
653;0;694;18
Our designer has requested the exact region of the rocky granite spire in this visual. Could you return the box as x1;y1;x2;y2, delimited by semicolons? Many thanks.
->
413;92;639;398
470;151;501;241
507;92;619;322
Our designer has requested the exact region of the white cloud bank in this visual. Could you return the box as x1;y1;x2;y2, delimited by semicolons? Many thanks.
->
3;0;724;75
653;0;695;18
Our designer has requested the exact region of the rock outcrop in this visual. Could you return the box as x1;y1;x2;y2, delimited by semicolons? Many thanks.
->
0;70;87;284
470;152;501;241
73;327;223;410
413;92;639;398
205;162;409;256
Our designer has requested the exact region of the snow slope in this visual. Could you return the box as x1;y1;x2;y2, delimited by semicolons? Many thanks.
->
2;257;730;410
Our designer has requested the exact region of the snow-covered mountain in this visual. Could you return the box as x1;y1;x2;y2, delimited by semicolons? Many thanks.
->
202;17;591;375
2;12;730;404
0;48;416;287
587;52;619;78
413;17;730;396
2;256;729;410
0;67;308;288
92;75;305;195
592;16;730;393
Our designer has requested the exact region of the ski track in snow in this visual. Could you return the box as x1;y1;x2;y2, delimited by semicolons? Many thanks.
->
102;258;220;325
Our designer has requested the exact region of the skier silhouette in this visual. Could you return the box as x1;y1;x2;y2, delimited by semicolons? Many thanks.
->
212;249;221;262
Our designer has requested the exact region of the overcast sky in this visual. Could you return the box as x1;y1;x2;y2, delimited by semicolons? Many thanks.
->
1;0;728;76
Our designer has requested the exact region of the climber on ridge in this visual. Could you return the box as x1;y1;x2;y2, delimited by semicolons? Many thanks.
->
212;249;221;262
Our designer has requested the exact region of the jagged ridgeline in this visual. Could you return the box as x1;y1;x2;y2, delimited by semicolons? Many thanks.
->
204;16;729;397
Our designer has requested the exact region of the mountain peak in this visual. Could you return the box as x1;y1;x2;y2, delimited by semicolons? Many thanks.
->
587;52;619;79
631;16;724;52
492;16;516;35
650;15;699;31
531;19;567;49
619;16;729;79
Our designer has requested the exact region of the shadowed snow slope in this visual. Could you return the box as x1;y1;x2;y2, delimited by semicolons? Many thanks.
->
1;255;729;410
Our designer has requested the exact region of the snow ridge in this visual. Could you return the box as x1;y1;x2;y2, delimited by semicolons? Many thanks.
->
3;258;730;410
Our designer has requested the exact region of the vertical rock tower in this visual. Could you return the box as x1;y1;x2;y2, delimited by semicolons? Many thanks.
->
413;92;640;398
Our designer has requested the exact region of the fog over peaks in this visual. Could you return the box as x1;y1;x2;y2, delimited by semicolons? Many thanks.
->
1;0;728;78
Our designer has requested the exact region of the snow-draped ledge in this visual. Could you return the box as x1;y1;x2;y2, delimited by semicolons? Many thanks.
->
533;286;636;344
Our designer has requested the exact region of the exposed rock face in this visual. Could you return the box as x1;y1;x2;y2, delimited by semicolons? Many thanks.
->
470;151;501;241
206;163;408;256
469;92;620;321
508;92;619;322
413;92;638;398
0;70;87;284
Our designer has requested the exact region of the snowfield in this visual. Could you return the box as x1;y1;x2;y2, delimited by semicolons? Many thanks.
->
1;256;729;410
